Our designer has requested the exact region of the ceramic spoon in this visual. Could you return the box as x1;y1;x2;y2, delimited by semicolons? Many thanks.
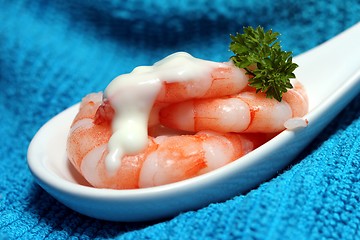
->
27;22;360;222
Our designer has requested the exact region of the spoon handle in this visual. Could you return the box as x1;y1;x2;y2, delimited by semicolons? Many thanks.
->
295;22;360;109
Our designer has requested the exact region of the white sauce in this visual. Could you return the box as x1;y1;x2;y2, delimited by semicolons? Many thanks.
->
104;52;224;174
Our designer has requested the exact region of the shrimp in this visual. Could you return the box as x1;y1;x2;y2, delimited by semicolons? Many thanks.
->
92;59;250;128
105;52;250;105
155;62;249;103
67;53;308;189
67;93;266;189
158;82;308;133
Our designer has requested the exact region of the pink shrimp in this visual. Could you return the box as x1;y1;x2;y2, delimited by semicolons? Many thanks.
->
155;62;249;103
158;82;308;133
67;53;308;189
67;93;267;189
96;60;251;128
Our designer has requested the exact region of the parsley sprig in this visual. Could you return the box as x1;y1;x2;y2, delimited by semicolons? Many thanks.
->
230;26;298;101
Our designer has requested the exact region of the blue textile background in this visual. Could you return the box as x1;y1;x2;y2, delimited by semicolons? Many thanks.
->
1;1;360;239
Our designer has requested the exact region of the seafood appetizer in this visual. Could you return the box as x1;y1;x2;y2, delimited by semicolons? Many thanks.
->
67;27;308;189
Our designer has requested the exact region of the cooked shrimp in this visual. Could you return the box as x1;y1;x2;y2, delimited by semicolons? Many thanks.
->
139;131;261;188
106;52;250;105
67;93;265;189
158;82;308;133
98;52;254;173
155;62;249;103
67;52;308;189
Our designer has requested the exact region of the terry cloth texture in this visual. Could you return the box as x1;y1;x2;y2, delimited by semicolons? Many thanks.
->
1;1;360;239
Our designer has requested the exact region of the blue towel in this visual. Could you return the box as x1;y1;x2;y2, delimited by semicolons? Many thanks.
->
1;1;359;239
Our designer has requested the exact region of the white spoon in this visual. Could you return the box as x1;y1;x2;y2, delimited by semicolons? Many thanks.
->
27;22;360;222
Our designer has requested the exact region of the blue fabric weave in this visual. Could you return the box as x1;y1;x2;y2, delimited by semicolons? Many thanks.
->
1;1;360;239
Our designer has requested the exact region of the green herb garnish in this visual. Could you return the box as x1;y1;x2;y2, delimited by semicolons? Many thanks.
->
230;26;298;101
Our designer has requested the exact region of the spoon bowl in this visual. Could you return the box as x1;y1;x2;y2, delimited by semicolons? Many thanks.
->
27;23;360;222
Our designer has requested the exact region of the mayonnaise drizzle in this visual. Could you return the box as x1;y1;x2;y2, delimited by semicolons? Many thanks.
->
104;52;223;174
